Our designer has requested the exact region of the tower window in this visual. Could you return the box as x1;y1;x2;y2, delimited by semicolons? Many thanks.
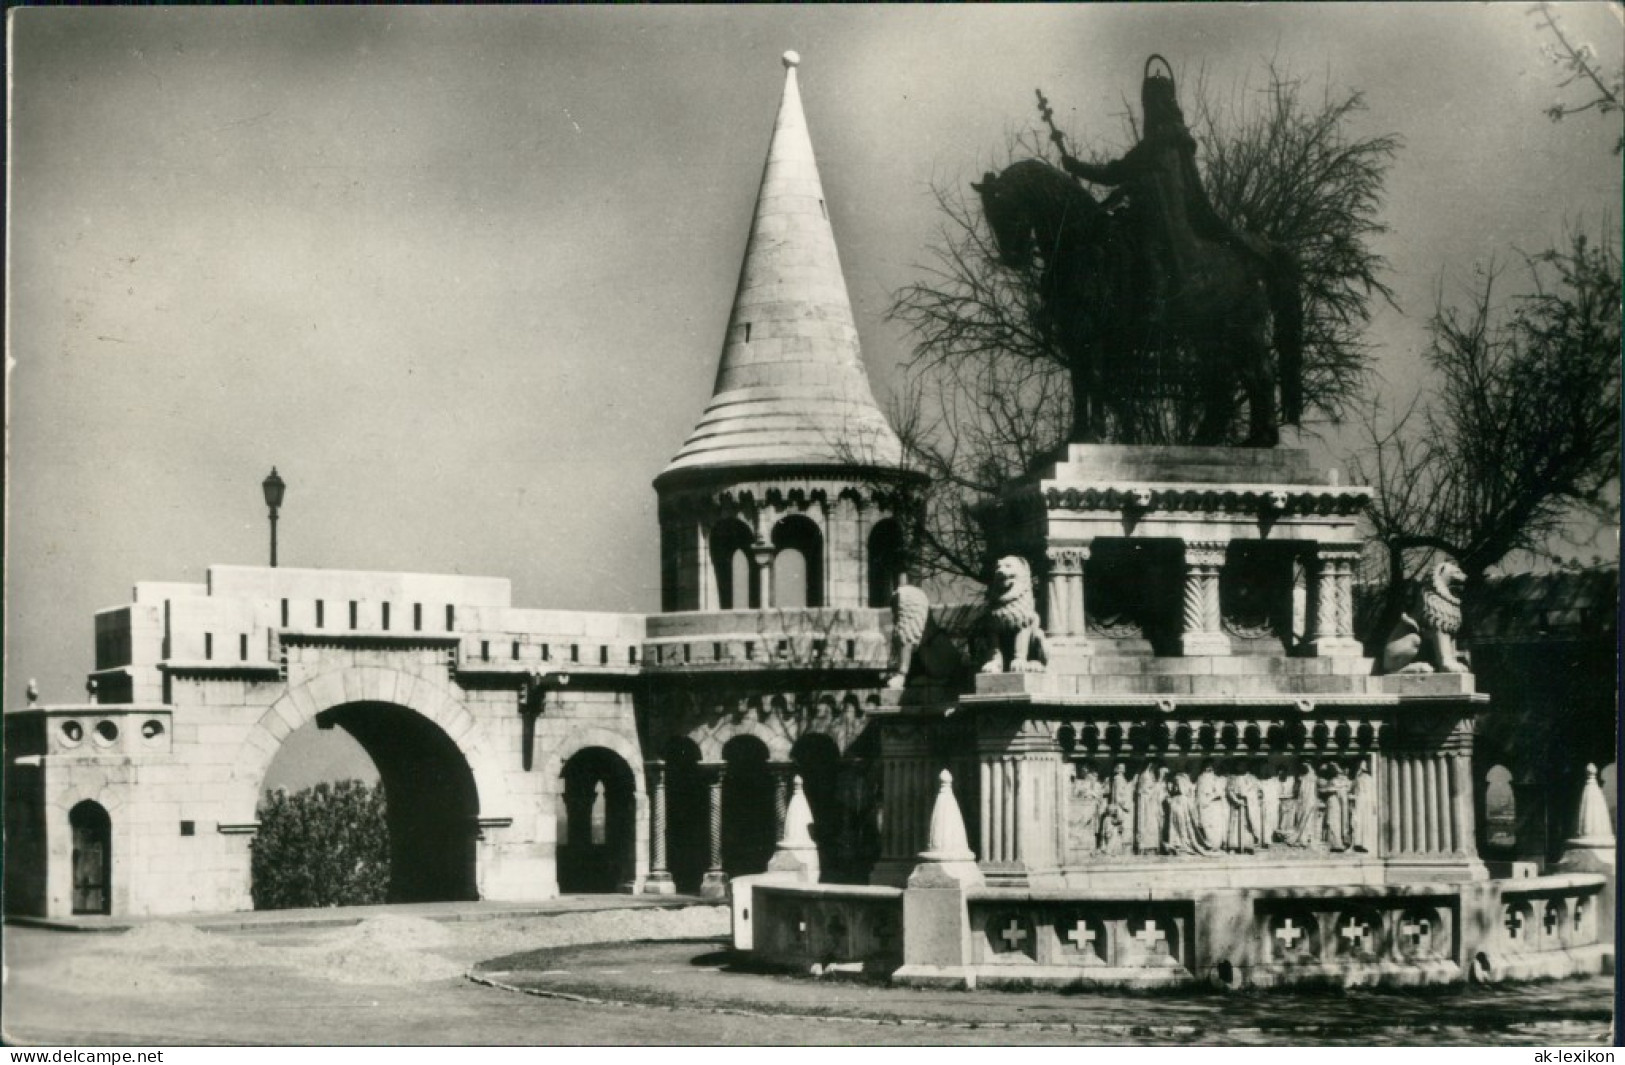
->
744;322;752;343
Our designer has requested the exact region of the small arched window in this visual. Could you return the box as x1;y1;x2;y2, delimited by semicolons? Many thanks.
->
709;519;757;610
772;515;823;608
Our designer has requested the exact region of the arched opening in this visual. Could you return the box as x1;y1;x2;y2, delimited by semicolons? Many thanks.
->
791;733;841;877
257;702;479;906
772;515;823;608
69;800;112;916
867;519;906;608
662;737;707;895
557;747;637;894
1484;765;1516;852
722;735;775;877
709;519;757;610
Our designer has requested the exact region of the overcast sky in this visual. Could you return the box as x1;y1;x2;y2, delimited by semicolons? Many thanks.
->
7;4;1622;715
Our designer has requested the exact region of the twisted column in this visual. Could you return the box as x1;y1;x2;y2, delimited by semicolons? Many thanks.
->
647;761;669;877
704;763;726;873
1180;540;1230;656
771;762;794;841
1306;543;1363;655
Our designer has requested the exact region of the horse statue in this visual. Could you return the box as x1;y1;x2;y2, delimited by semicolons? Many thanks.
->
973;59;1303;448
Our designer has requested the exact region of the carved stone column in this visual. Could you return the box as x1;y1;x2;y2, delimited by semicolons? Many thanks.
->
1305;543;1363;656
1180;540;1230;657
975;719;1064;887
750;543;776;610
642;761;675;895
869;725;934;887
1384;711;1486;882
700;761;728;899
1045;543;1093;663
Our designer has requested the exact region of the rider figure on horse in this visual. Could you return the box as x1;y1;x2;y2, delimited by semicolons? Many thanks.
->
1057;57;1264;325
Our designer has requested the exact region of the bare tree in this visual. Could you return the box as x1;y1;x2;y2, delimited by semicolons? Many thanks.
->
889;66;1399;585
1530;1;1624;155
1349;229;1622;639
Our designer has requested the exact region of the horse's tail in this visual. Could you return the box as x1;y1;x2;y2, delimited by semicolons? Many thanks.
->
1264;244;1304;426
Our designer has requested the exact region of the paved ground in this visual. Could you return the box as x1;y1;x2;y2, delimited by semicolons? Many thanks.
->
478;939;1617;1046
2;899;1615;1046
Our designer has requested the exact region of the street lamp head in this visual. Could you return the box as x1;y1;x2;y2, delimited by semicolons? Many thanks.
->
262;467;286;511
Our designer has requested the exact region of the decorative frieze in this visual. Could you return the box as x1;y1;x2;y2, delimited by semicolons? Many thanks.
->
1041;485;1371;516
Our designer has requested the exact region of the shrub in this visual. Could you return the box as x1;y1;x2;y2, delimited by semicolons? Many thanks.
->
251;780;389;909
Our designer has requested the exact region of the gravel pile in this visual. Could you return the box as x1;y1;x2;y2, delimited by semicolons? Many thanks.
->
288;915;466;985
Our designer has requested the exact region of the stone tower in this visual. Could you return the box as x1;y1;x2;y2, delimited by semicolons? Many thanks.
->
654;52;921;613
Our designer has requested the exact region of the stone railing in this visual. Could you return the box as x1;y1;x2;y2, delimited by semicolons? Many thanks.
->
746;881;903;975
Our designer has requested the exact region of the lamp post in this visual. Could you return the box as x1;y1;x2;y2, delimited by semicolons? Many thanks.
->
261;468;286;568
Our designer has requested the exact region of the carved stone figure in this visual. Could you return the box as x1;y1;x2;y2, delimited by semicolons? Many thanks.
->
1273;765;1296;843
1257;761;1281;849
972;59;1303;447
886;583;931;689
979;556;1049;674
1350;759;1379;853
1320;762;1352;851
1067;765;1103;858
1134;763;1165;855
1194;763;1228;852
1099;762;1133;855
1286;762;1322;848
885;582;970;689
1380;560;1469;674
1225;764;1262;853
1163;771;1212;856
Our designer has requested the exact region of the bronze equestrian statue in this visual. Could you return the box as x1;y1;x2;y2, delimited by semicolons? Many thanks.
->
974;56;1303;447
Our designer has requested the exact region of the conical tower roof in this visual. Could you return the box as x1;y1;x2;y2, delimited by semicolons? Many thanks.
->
658;52;904;487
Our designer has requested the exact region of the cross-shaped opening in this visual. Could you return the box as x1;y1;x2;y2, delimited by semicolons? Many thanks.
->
1339;920;1371;950
1000;919;1028;949
1400;917;1429;948
1504;908;1524;940
1573;900;1586;930
1544;905;1561;936
1066;920;1097;949
1274;917;1305;949
1134;919;1167;953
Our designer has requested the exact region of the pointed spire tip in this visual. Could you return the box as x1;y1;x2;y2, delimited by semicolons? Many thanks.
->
782;50;800;69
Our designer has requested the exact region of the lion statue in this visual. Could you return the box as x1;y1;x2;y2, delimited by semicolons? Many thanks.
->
980;555;1049;674
886;584;932;689
1379;560;1470;674
885;583;974;689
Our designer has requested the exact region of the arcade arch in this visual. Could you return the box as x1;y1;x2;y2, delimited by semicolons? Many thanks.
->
259;702;480;904
557;747;637;893
722;734;775;877
661;737;709;895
